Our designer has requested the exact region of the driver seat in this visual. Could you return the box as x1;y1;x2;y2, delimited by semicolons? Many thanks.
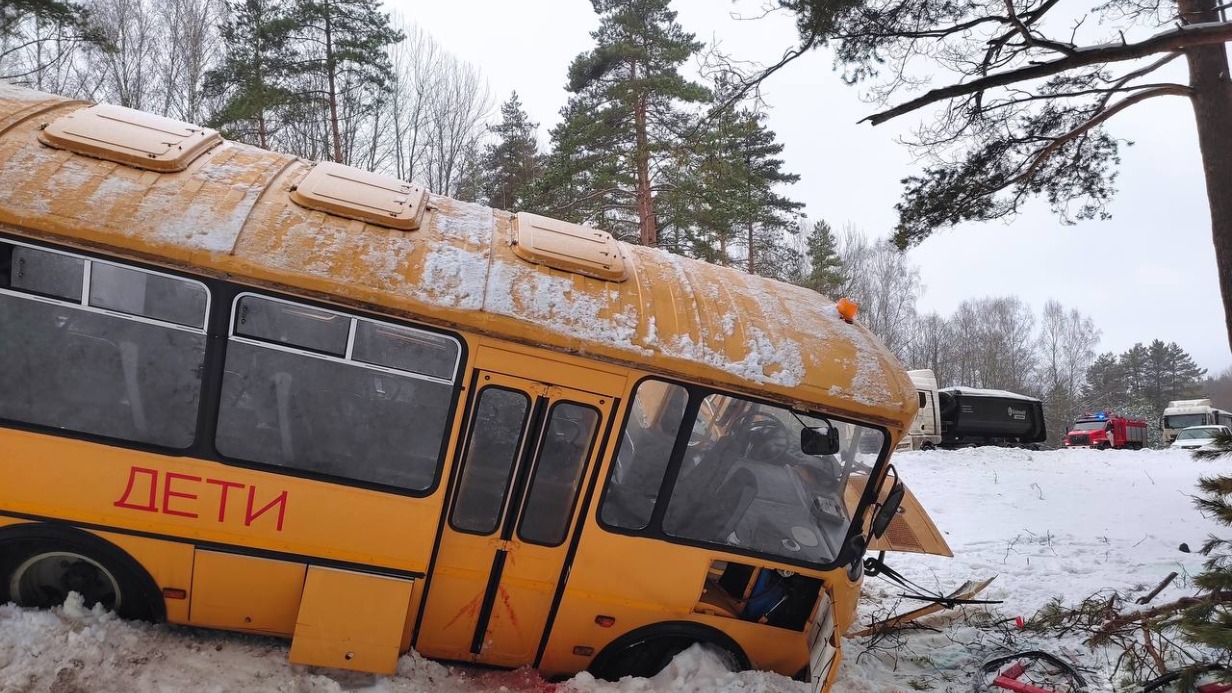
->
711;468;758;542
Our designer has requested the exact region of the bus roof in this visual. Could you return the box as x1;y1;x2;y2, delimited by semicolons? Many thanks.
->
0;83;914;428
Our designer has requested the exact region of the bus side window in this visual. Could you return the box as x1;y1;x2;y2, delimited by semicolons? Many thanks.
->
0;242;207;449
599;380;688;531
216;295;460;491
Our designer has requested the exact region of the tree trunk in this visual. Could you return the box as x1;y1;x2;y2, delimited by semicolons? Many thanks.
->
747;220;755;274
323;0;343;164
631;60;657;247
1180;0;1232;352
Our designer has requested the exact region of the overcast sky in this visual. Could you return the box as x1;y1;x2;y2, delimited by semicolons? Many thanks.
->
391;0;1232;377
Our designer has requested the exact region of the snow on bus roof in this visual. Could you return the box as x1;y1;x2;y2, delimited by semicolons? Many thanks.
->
0;83;914;422
0;80;58;102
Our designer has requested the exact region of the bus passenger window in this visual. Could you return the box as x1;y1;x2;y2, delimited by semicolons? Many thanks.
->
451;388;530;534
599;380;688;530
352;320;458;381
217;295;461;491
7;245;84;301
0;242;207;448
519;403;600;545
90;262;207;328
235;296;348;356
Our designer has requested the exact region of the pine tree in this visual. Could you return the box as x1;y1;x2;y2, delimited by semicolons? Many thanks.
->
1182;438;1232;652
537;0;708;245
204;0;299;148
291;0;403;165
1084;352;1127;410
659;101;802;275
480;92;542;211
800;219;844;297
0;0;103;90
451;139;485;204
1142;340;1207;413
1121;343;1151;405
1;0;87;34
718;108;802;278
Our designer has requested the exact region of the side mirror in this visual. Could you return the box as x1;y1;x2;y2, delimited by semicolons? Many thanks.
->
801;424;840;456
870;480;905;539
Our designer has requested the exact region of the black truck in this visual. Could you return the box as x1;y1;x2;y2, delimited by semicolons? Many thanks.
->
937;387;1047;449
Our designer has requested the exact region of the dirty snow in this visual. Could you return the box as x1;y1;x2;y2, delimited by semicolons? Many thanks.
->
2;447;1228;692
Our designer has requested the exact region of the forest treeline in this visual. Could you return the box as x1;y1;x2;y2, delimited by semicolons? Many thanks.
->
3;0;1227;445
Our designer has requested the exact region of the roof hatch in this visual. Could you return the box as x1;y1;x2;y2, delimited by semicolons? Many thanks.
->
290;161;429;231
39;103;221;172
512;212;628;282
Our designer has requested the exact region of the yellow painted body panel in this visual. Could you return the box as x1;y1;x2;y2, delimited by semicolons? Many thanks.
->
99;532;196;623
289;566;415;674
537;529;846;677
190;551;306;635
0;428;447;574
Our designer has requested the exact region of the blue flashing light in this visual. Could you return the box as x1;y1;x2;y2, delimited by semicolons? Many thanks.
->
1096;412;1107;421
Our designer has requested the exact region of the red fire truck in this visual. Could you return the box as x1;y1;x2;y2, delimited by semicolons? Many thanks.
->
1064;412;1149;450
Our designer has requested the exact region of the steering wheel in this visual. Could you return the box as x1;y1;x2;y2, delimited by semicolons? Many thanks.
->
734;411;790;463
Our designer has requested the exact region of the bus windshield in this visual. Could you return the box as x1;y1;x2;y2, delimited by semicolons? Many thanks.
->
601;381;886;569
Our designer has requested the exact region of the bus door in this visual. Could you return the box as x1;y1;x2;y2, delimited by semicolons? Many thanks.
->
415;370;614;667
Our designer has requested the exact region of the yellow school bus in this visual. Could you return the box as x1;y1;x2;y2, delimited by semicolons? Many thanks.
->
0;82;949;688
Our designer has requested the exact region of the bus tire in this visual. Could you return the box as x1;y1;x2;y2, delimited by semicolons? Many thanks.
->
0;524;164;622
588;621;749;681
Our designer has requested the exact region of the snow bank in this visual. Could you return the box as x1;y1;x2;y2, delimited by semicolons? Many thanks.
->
836;446;1232;691
1;448;1228;692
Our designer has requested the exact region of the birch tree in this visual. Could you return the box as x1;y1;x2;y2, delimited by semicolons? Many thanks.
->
838;229;924;359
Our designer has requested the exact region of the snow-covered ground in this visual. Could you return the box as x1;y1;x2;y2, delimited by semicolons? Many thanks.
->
2;447;1228;692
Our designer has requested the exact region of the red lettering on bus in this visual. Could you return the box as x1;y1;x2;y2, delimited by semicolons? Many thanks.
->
114;467;159;511
205;478;245;523
245;487;288;532
116;467;287;531
162;472;201;518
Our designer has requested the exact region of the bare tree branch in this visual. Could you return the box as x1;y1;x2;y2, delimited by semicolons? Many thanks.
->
1002;0;1079;55
865;20;1232;125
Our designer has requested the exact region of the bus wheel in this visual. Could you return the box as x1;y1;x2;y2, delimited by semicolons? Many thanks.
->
0;527;162;621
592;637;738;680
588;624;747;681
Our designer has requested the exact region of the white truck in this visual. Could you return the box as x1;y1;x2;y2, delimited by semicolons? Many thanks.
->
896;369;942;451
1162;398;1232;443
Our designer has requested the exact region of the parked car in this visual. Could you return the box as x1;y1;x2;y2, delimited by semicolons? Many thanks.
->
1169;425;1232;451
